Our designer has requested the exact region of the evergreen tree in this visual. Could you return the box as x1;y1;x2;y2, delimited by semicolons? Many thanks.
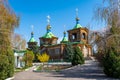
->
103;49;120;78
72;46;84;66
63;43;74;62
31;46;40;62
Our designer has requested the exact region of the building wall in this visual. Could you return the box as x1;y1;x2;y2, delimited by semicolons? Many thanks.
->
39;27;92;60
47;46;61;59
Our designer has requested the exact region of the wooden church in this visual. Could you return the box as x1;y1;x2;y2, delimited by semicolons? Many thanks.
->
27;11;92;60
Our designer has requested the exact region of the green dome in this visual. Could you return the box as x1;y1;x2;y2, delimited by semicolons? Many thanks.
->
42;32;56;38
29;37;36;42
29;32;36;42
73;24;82;29
42;25;56;38
61;37;68;43
73;17;82;29
61;31;68;43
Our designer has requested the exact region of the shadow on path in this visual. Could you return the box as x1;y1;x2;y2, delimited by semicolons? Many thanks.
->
14;60;119;80
49;60;117;80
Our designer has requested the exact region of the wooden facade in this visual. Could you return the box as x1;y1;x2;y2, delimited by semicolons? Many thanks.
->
28;17;92;60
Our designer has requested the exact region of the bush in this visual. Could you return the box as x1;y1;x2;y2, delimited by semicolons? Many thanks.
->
103;49;120;78
0;49;14;80
23;50;34;67
7;50;14;77
38;52;49;62
63;43;74;62
0;54;9;80
72;47;85;66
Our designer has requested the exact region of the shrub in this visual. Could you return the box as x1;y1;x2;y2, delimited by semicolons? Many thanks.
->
7;50;14;77
0;54;9;79
63;43;74;62
0;49;14;80
103;49;120;78
38;53;49;62
23;50;34;67
72;47;85;66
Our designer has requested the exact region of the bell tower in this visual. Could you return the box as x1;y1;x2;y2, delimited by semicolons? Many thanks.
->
67;8;89;44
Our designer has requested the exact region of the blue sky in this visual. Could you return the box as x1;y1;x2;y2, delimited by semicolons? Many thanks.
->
9;0;105;45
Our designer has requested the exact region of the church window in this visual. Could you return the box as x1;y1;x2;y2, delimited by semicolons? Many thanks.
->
72;33;77;40
82;33;86;39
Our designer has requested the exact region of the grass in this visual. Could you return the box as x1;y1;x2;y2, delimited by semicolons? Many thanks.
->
37;64;72;72
14;66;31;74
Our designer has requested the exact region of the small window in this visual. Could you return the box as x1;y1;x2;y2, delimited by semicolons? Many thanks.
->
72;33;77;40
82;33;86;39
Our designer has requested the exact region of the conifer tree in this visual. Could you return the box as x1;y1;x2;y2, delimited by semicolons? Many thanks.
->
72;46;84;66
63;43;74;62
103;49;120;78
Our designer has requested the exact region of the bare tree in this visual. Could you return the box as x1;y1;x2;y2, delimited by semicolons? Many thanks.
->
91;0;120;54
12;33;26;50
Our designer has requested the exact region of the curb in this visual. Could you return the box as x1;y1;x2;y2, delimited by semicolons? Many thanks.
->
25;66;35;71
5;76;14;80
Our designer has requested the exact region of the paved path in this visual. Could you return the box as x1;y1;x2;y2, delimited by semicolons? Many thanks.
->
14;60;117;80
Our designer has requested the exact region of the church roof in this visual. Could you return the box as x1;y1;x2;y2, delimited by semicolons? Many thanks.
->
42;25;57;38
61;31;68;43
29;37;36;42
42;32;56;38
73;24;82;29
29;32;36;42
73;17;82;29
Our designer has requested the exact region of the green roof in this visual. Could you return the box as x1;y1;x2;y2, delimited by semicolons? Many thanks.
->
73;24;82;29
42;32;56;38
61;37;68;43
61;31;68;43
73;17;82;29
29;37;36;42
42;25;57;38
29;32;36;42
62;37;68;42
71;41;84;44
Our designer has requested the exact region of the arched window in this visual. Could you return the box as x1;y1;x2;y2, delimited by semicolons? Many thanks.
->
82;33;86;39
72;33;77;40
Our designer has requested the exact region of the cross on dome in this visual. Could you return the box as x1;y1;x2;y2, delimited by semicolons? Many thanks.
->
76;8;78;18
31;25;34;32
47;15;50;25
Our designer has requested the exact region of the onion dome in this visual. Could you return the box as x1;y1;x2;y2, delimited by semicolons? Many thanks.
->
42;25;56;38
29;32;36;42
73;8;82;29
61;31;68;43
73;17;82;29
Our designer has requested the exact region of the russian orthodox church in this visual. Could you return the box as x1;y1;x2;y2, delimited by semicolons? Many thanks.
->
27;32;37;50
27;10;92;60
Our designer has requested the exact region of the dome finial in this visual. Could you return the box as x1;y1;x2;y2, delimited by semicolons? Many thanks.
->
31;25;34;36
64;31;66;37
63;25;66;37
75;8;79;24
46;15;51;32
76;8;78;18
31;32;34;37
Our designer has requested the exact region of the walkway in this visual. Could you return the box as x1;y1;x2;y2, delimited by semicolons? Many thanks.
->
14;60;117;80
